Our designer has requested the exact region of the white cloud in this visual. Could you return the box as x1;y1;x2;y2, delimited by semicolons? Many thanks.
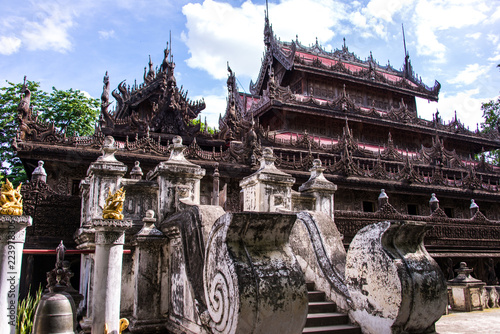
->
181;0;345;81
192;86;227;129
488;54;500;62
488;34;499;45
0;36;21;55
413;0;489;62
416;88;488;129
98;30;116;40
447;64;490;85
466;32;482;40
20;2;76;52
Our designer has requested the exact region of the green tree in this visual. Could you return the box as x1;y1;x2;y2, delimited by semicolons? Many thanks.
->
0;80;48;184
480;97;500;164
480;64;500;164
0;80;100;184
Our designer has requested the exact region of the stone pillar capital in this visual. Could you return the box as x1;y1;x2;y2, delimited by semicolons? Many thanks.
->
91;219;132;246
0;215;32;243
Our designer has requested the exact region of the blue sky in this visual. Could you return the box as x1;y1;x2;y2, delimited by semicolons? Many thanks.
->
1;0;499;131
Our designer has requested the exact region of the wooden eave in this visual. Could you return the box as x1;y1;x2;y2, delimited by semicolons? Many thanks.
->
253;100;500;152
293;63;439;102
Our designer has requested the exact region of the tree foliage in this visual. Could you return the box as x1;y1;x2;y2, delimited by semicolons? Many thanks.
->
0;80;100;184
189;117;217;135
480;64;500;164
480;97;500;164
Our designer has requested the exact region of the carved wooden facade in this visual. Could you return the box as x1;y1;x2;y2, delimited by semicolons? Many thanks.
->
14;19;500;284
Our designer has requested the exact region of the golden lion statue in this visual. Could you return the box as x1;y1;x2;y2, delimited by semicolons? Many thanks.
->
102;187;126;220
0;179;23;215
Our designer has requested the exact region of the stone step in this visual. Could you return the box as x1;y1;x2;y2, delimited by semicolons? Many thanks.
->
306;281;316;291
308;291;326;302
308;301;337;313
306;312;349;327
302;324;362;334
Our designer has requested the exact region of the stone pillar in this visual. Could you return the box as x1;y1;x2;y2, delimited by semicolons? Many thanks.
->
87;136;128;221
470;199;479;218
149;136;205;223
31;160;47;183
429;193;439;214
240;147;295;212
299;159;337;219
0;215;32;334
212;165;220;206
129;210;166;332
91;218;132;334
377;188;389;208
448;262;485;312
75;136;128;333
130;161;143;180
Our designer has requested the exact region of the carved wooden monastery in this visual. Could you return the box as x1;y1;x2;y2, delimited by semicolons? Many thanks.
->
11;13;500;333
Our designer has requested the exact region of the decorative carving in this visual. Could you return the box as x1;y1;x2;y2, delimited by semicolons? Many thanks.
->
346;221;447;334
102;187;126;220
0;179;23;215
203;212;307;334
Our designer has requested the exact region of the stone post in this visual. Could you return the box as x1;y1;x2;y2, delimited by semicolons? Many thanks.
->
75;136;128;332
87;136;128;221
0;215;32;334
299;159;337;219
377;189;389;208
149;136;205;223
448;262;485;312
212;165;220;206
240;147;295;212
91;218;132;334
429;193;439;214
31;160;47;183
129;210;167;332
470;199;479;218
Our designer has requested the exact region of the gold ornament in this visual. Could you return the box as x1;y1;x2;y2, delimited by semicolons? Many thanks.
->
0;179;23;215
104;318;129;334
102;187;126;220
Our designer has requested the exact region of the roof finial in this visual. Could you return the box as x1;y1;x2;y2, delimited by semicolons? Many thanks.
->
169;30;172;62
402;23;408;58
265;0;269;20
343;37;346;49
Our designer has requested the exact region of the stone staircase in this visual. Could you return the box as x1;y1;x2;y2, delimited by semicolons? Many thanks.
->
303;282;361;334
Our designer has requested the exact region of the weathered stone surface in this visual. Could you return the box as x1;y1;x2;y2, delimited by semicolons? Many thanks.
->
298;159;337;219
203;212;307;334
291;211;350;311
240;148;295;213
91;218;132;334
0;215;32;334
129;211;168;333
346;221;447;334
160;203;225;331
149;136;205;222
448;262;485;312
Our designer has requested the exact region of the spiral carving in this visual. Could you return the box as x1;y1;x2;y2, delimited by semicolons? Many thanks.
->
203;216;238;334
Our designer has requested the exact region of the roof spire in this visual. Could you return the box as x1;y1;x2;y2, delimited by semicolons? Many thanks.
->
402;23;412;79
169;30;172;62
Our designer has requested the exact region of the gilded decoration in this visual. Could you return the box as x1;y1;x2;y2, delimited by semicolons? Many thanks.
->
0;179;23;215
102;187;126;220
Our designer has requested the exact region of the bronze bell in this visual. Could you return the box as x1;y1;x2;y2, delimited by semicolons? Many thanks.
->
32;291;76;333
32;241;78;333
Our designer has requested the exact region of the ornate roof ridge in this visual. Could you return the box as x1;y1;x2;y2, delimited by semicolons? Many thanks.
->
97;44;206;137
246;79;497;144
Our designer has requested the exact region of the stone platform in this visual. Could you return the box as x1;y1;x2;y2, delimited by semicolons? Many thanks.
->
435;308;500;334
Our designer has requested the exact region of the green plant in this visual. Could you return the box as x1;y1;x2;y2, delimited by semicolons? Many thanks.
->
16;285;42;334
